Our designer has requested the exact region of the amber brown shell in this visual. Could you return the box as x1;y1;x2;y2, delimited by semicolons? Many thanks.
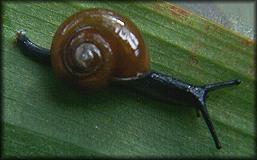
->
51;8;150;89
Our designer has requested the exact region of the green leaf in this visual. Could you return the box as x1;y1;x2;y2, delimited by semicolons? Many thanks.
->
3;1;255;158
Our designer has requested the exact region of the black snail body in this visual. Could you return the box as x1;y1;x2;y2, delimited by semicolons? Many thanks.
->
16;8;241;149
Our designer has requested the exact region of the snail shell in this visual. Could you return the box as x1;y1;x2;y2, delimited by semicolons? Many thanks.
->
51;8;150;89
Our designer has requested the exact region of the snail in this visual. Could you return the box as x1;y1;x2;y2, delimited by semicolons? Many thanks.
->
16;8;241;149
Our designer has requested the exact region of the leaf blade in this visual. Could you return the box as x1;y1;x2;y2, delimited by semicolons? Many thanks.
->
3;1;255;158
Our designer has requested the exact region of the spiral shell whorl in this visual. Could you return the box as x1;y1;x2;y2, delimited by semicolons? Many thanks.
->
64;34;102;77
